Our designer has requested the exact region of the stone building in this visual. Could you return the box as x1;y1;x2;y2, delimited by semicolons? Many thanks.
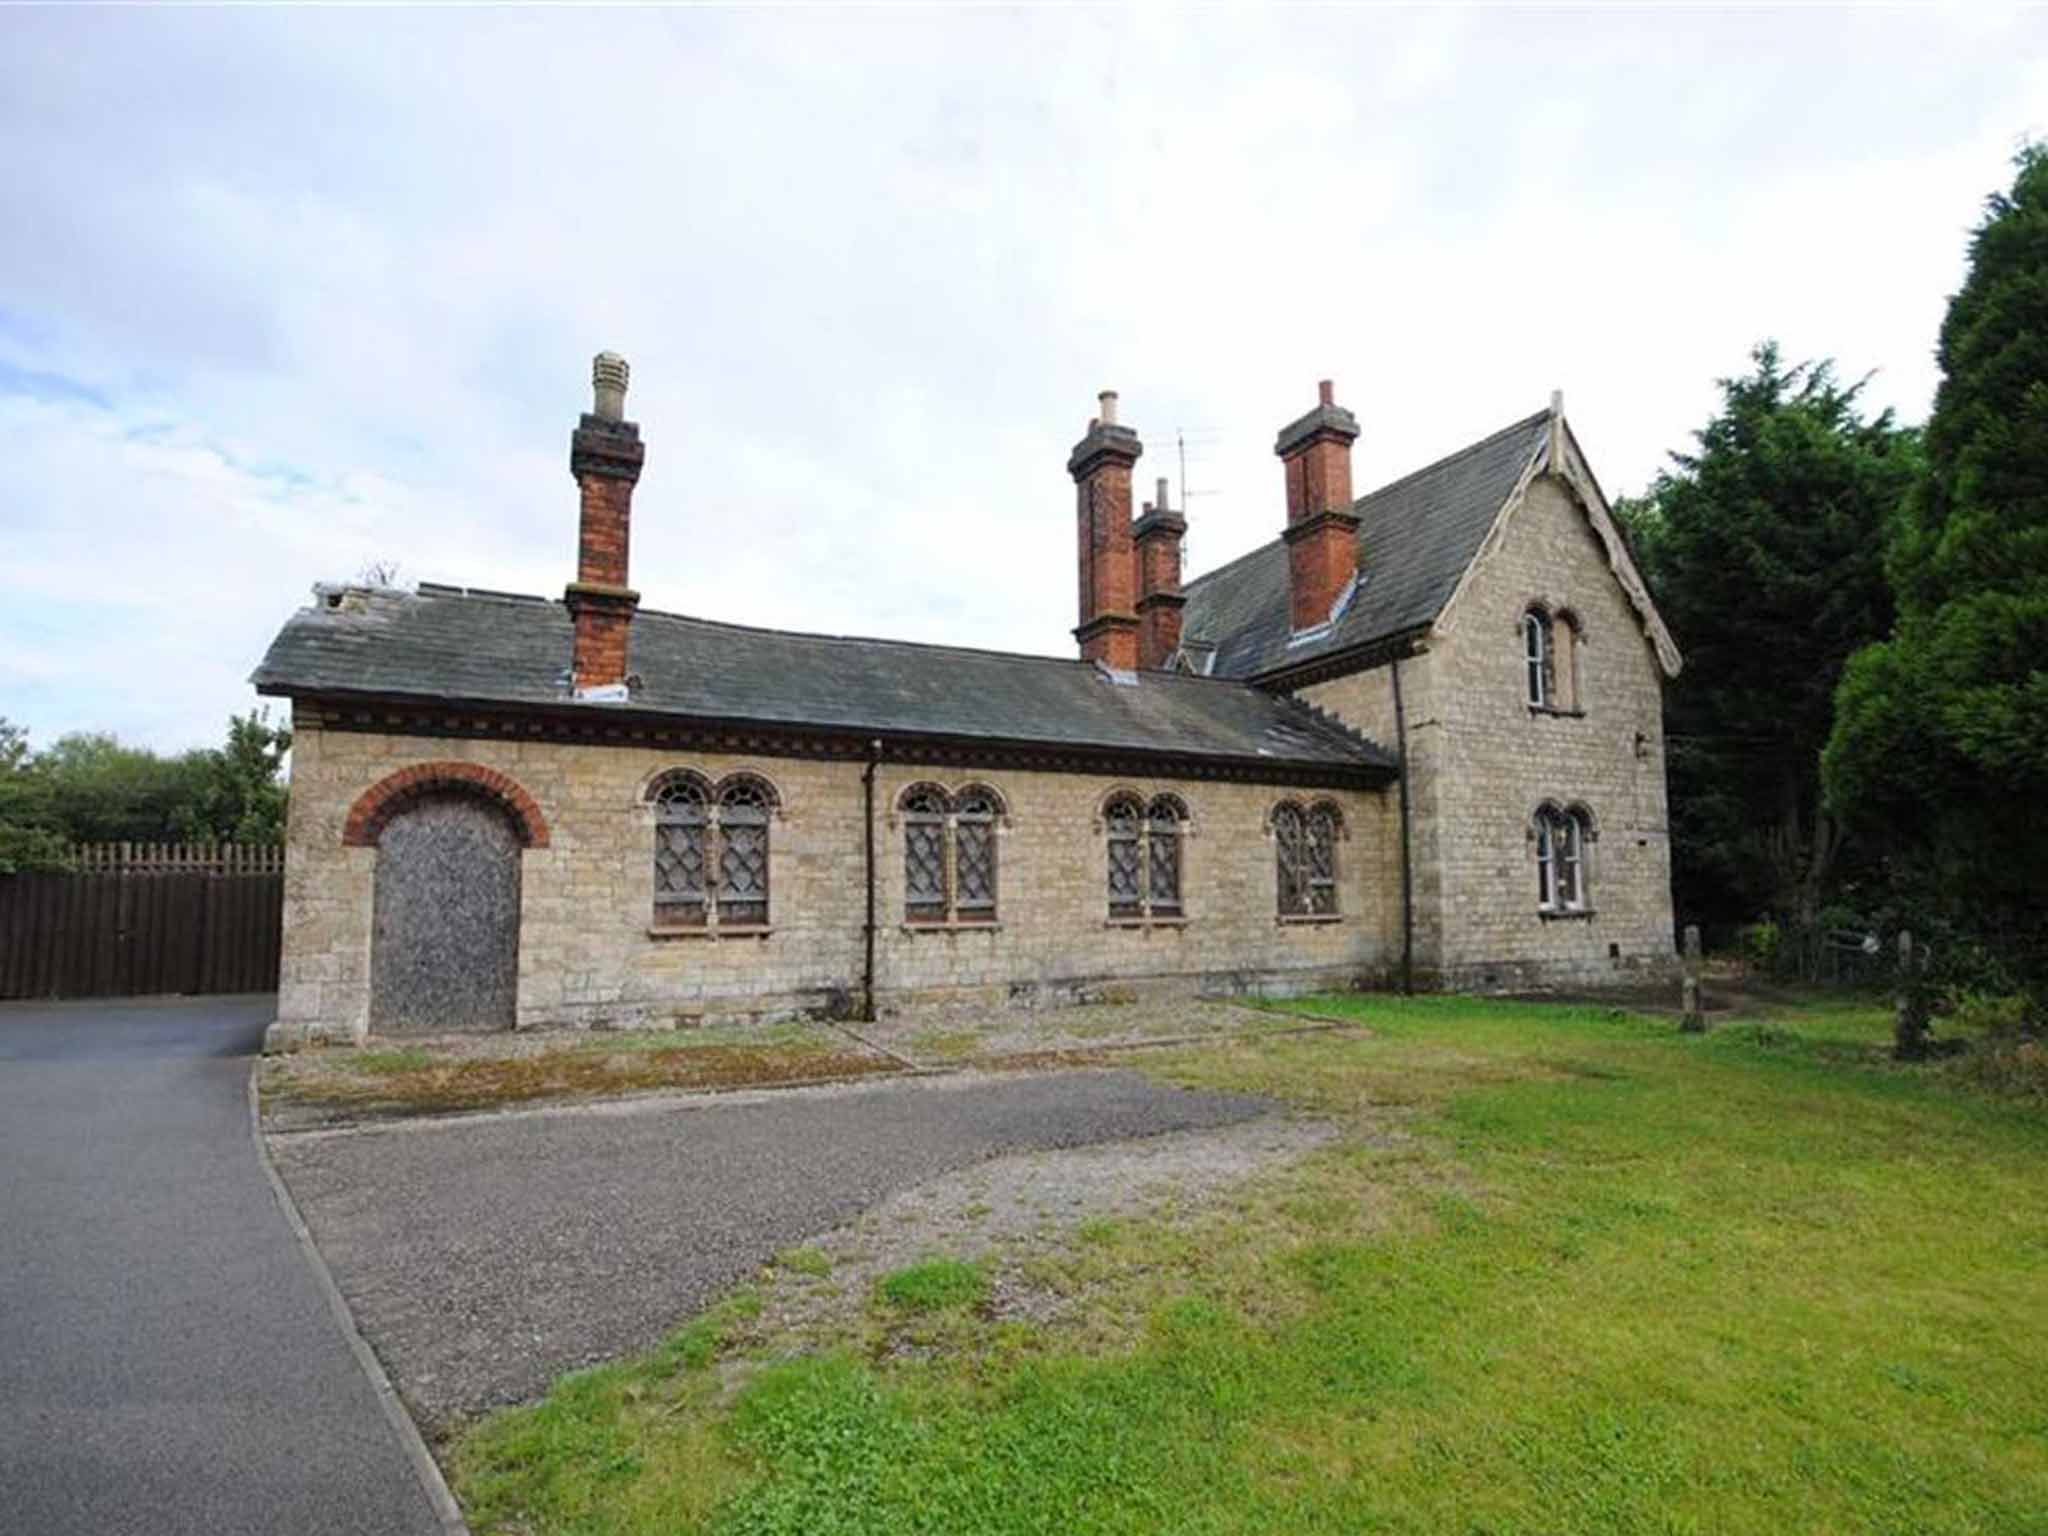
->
254;355;1680;1047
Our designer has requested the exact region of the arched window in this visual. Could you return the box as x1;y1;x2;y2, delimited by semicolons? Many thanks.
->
648;770;778;932
716;776;776;927
1523;608;1555;707
901;784;950;924
1274;799;1342;918
953;786;1002;924
1104;793;1144;918
651;771;712;927
1534;803;1592;912
899;783;1004;925
1146;795;1188;917
1102;792;1191;921
1554;609;1583;712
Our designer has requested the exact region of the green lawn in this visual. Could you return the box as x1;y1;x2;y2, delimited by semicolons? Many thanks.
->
451;996;2048;1534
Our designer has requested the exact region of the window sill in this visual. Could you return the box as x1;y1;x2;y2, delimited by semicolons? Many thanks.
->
648;924;773;941
1527;704;1587;719
1537;907;1596;922
1105;915;1189;930
900;920;1003;935
1277;914;1345;926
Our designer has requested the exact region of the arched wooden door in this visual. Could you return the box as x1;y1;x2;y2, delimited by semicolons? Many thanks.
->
369;790;521;1033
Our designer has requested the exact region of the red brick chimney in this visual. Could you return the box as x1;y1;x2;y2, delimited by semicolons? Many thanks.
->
1275;379;1362;633
1069;389;1142;670
566;351;644;697
1133;475;1186;669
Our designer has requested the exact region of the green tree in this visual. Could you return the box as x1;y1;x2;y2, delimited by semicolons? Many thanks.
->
30;731;212;846
1825;145;2048;1002
0;718;71;873
1622;343;1921;939
176;709;293;844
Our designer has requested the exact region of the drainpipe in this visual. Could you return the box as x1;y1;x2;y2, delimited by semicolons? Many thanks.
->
1391;656;1415;995
862;738;881;1021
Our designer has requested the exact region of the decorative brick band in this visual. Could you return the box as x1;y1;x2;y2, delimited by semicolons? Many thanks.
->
341;761;551;849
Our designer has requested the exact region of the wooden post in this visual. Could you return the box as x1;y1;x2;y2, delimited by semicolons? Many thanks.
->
1679;923;1706;1032
1894;929;1929;1060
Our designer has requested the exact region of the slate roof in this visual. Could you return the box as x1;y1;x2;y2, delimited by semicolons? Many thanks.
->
252;587;1394;779
1183;408;1551;680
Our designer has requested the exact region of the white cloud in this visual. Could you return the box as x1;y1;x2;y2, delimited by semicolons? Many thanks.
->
0;5;2042;751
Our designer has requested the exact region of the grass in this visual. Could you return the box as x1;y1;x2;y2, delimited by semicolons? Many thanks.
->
775;1247;833;1279
264;1021;898;1117
875;1259;986;1314
451;994;2048;1534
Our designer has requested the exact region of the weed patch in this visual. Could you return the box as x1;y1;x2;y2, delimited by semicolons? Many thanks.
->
876;1258;985;1314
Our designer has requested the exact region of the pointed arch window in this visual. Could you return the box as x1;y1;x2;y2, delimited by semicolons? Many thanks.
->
649;770;779;932
899;783;1005;925
1274;799;1342;918
1554;609;1583;712
1523;608;1555;707
1534;802;1593;913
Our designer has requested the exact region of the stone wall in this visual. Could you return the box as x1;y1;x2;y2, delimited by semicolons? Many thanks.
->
273;713;1399;1044
1300;469;1677;990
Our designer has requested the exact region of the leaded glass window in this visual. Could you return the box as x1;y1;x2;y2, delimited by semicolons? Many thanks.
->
716;776;774;927
1105;794;1143;918
899;783;1004;924
1306;803;1340;915
1146;795;1186;916
649;769;778;932
901;786;949;924
954;788;1000;923
1274;802;1308;916
652;772;710;926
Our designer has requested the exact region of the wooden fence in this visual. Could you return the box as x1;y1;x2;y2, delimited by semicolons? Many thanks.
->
0;844;285;1000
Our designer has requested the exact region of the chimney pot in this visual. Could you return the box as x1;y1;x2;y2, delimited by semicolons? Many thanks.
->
1097;389;1119;427
592;351;630;422
1318;379;1334;407
568;351;645;696
1155;476;1169;511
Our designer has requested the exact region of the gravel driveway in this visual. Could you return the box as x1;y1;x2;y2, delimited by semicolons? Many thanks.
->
268;1067;1273;1432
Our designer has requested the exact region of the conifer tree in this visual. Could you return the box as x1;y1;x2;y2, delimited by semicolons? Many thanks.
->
1824;145;2048;997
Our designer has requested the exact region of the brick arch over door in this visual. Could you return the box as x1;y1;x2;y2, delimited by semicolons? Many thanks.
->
342;761;551;849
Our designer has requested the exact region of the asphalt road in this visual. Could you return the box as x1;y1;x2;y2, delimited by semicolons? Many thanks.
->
272;1068;1273;1429
0;997;443;1536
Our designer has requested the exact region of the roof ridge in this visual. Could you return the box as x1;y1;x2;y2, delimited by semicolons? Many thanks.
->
1181;405;1551;596
1352;406;1550;508
399;585;1275;690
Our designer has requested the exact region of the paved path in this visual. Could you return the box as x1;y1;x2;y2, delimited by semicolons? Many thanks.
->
0;997;443;1536
271;1069;1273;1429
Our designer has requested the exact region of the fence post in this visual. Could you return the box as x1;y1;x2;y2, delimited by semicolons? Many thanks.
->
1680;924;1706;1033
1894;929;1930;1060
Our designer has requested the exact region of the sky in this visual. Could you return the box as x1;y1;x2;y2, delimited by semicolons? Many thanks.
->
1;4;2042;755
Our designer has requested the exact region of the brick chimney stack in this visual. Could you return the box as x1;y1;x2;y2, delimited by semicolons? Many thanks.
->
1068;389;1143;670
1275;378;1362;633
566;351;645;697
1133;473;1187;669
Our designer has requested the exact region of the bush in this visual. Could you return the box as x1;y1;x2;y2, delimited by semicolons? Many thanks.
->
1940;991;2047;1099
1949;991;2036;1041
1740;920;1782;973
